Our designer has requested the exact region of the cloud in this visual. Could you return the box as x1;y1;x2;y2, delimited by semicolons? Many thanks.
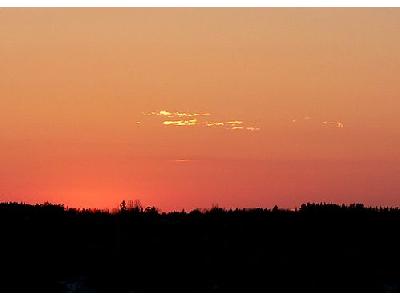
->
163;119;198;126
226;121;243;125
290;116;311;124
230;126;244;130
175;112;210;117
143;109;260;132
171;159;192;163
205;122;225;127
227;126;260;131
291;116;344;129
159;110;172;116
143;110;210;118
322;121;344;128
246;127;260;131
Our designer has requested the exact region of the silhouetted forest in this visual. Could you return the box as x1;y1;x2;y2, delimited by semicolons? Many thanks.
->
1;201;400;292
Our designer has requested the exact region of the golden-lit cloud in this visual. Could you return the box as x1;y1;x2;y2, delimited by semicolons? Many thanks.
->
176;112;211;117
226;121;244;125
163;119;198;126
205;122;225;127
230;126;244;130
142;110;261;132
143;110;210;118
226;126;261;131
159;110;172;116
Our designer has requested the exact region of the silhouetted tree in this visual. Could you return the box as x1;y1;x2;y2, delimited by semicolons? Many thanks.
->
120;200;127;212
0;201;400;292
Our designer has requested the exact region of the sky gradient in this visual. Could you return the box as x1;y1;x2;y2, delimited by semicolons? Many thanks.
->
1;8;400;210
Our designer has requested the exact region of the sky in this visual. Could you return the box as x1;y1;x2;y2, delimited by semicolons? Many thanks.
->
1;8;400;211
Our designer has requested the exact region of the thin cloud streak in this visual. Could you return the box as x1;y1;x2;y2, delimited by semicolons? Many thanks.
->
291;116;344;129
143;110;211;118
142;110;261;132
226;121;244;125
205;122;225;127
171;159;193;163
322;121;344;128
163;119;198;126
246;127;261;131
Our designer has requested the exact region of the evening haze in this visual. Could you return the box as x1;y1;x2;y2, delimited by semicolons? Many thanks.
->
1;8;400;210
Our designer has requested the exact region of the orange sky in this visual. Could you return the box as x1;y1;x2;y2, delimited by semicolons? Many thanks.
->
1;8;400;210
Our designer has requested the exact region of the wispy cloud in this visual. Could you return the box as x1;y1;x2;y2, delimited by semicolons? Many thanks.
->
322;121;344;128
143;110;210;118
246;127;261;131
205;122;225;127
226;121;244;125
163;119;198;126
227;126;261;131
230;126;244;130
291;116;344;129
171;159;192;163
142;110;260;132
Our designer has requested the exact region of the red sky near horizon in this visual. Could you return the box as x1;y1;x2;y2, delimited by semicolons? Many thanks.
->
1;8;400;211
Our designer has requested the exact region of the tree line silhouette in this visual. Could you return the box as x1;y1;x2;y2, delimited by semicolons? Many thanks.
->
1;201;400;292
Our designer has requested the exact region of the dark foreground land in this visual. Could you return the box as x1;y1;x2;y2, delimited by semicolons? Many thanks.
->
1;201;400;292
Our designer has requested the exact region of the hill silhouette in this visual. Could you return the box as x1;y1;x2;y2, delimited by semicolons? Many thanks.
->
1;201;400;292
